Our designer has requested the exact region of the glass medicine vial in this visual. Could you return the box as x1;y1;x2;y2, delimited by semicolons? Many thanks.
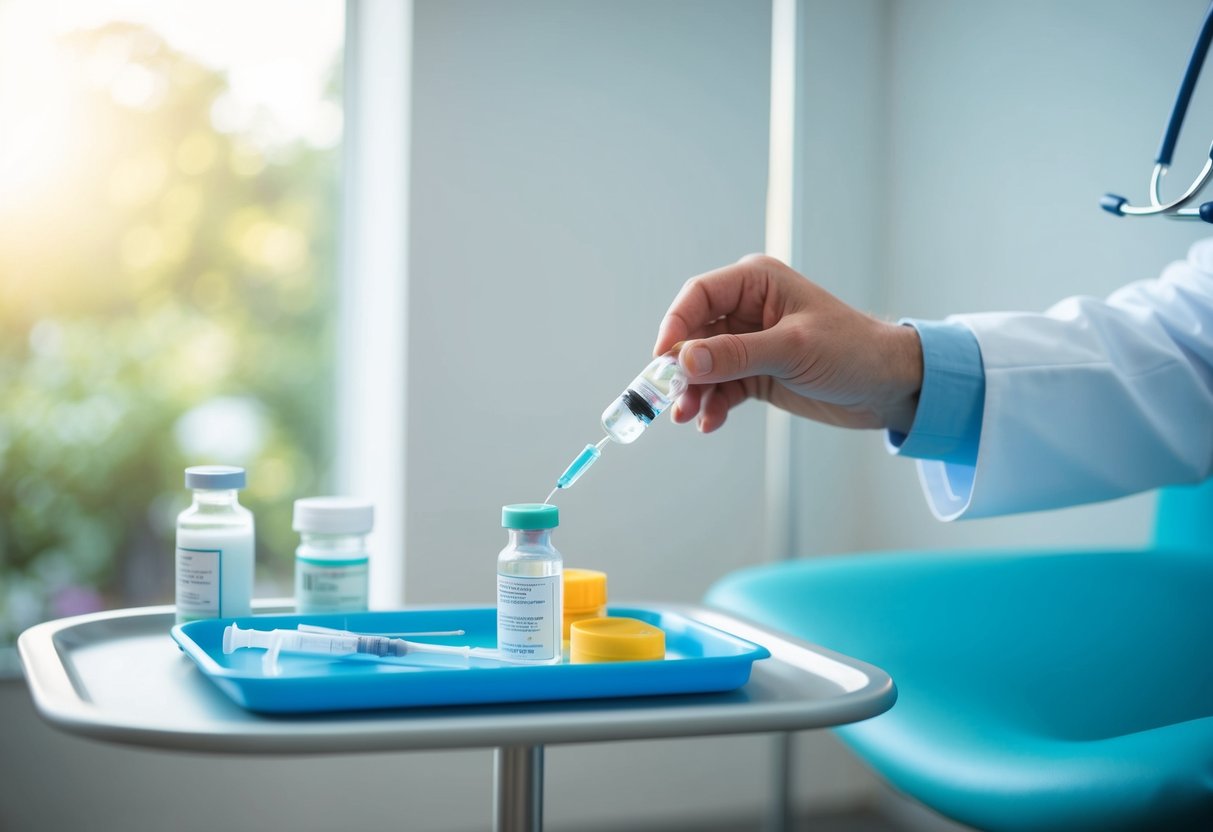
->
175;465;255;624
601;354;689;444
497;503;563;664
293;497;373;614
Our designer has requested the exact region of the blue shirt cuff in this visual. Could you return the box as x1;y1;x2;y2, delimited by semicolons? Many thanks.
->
886;319;985;466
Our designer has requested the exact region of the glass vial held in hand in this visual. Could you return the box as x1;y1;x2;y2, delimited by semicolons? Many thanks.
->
175;466;254;624
601;354;688;444
496;503;562;664
293;497;373;614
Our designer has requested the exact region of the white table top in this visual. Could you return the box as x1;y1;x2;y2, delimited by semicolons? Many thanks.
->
17;602;895;754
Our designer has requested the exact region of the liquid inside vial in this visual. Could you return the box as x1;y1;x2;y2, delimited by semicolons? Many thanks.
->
601;355;687;444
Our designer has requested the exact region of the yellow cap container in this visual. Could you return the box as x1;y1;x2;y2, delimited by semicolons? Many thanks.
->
563;568;607;639
569;616;666;663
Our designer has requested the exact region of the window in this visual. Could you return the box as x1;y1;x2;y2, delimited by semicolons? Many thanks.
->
0;0;345;646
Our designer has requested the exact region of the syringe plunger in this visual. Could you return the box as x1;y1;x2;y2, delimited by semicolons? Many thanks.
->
222;623;504;676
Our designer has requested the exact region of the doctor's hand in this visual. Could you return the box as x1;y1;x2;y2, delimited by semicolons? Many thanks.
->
653;254;923;435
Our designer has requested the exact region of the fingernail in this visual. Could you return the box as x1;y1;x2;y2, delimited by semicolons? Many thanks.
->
683;344;713;377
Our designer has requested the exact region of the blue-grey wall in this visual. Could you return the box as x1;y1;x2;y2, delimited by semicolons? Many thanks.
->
795;0;1213;558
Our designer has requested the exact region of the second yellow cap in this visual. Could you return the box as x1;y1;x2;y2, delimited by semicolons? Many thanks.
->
569;616;666;663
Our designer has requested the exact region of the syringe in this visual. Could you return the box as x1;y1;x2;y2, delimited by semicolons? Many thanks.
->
223;623;504;676
545;354;688;502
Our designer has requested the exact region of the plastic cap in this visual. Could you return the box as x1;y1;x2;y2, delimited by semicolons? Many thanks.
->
569;617;666;663
502;503;559;529
563;569;607;611
293;497;375;534
184;465;246;490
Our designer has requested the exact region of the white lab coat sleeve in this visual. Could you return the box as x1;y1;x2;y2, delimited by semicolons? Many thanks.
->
915;238;1213;520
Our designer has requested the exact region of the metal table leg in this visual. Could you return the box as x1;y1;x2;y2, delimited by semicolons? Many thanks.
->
494;744;544;832
766;732;792;832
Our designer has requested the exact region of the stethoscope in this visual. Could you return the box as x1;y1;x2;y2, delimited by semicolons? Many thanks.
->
1103;2;1213;222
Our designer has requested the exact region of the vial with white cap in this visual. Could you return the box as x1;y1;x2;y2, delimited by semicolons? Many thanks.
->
175;465;255;624
293;497;374;614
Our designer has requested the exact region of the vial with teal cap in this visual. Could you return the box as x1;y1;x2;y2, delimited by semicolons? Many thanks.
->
547;354;688;501
496;503;562;664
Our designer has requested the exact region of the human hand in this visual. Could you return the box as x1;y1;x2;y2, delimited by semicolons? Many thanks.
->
652;254;923;434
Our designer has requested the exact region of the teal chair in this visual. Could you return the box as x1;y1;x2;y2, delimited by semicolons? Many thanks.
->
705;480;1213;831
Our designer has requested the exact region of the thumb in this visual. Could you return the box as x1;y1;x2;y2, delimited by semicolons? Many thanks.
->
678;329;799;384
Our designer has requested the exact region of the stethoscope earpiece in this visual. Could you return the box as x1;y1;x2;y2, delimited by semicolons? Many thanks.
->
1100;194;1128;216
1199;202;1213;223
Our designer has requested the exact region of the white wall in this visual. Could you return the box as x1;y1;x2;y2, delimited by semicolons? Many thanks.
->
404;0;773;611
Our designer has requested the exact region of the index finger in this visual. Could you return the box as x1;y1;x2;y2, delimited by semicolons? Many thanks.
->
652;257;773;356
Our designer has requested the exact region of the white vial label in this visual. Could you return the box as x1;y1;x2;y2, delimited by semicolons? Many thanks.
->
176;547;221;620
176;527;254;621
496;574;559;661
296;559;369;613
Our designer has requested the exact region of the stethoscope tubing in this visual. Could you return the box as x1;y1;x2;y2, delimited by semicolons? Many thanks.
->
1103;1;1213;222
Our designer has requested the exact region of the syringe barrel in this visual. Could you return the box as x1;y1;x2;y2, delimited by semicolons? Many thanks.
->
291;631;362;655
223;623;362;656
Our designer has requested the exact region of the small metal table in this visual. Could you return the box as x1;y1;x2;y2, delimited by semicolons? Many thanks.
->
18;603;895;832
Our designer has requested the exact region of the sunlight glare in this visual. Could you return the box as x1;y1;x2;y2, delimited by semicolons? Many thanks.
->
0;11;81;212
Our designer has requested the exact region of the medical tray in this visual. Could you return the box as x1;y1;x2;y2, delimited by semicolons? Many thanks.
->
170;606;770;714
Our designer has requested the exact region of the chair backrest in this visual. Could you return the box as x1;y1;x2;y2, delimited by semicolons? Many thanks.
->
1153;477;1213;554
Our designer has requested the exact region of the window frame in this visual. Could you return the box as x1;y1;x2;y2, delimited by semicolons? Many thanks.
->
336;0;412;608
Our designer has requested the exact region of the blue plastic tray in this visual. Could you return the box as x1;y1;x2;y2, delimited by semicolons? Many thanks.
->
171;606;770;714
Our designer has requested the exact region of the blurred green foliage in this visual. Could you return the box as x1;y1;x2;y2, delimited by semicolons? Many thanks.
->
0;23;338;642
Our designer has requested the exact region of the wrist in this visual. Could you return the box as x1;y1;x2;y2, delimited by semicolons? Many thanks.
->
875;322;923;434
